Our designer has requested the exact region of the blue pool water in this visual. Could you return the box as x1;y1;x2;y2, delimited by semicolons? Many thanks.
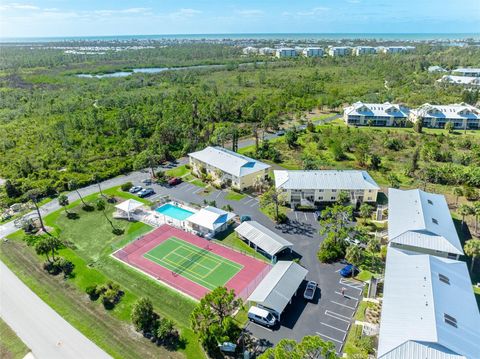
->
155;203;194;221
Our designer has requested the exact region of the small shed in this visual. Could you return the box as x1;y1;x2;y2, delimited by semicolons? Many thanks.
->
235;221;293;262
248;261;308;320
114;199;144;220
187;206;236;237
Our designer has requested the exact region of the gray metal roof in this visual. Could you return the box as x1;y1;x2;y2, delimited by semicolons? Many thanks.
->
274;170;380;191
248;261;307;315
411;103;480;120
388;189;463;255
235;221;293;257
188;146;271;178
378;247;480;359
344;101;410;118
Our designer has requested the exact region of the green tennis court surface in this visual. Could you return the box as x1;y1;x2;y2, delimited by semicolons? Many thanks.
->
143;237;243;290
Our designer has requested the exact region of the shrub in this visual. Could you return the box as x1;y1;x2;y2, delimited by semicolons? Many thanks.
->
317;237;346;263
86;285;100;301
58;258;75;278
121;182;133;192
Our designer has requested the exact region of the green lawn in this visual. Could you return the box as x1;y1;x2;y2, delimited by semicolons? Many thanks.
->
144;237;243;290
2;187;204;359
166;165;190;178
0;318;30;359
224;191;246;201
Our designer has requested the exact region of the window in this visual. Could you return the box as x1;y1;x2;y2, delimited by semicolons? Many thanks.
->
444;314;457;328
427;199;433;205
438;274;450;285
318;196;323;200
432;218;438;225
331;197;336;200
318;189;324;192
332;189;337;193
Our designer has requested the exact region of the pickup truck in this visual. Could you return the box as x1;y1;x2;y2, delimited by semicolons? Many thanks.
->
304;281;317;300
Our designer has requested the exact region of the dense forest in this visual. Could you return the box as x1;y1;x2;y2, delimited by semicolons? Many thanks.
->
1;43;479;206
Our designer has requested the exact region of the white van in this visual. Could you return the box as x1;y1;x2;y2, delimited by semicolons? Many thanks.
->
247;306;278;328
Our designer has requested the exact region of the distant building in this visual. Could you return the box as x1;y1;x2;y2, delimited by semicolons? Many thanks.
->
452;67;480;77
328;47;350;56
438;75;480;88
354;46;376;56
275;48;297;58
409;103;480;130
343;102;411;127
378;46;415;54
274;170;379;207
258;47;275;56
388;188;463;259
188;146;271;191
378;247;480;359
302;47;324;57
242;46;258;55
428;65;447;73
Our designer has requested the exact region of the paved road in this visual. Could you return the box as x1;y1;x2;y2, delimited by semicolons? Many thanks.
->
0;261;111;359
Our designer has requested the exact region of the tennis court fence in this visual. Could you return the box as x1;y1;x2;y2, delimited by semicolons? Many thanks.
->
238;263;271;300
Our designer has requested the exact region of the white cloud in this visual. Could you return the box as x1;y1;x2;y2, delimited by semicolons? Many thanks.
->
236;9;264;18
282;7;329;18
169;8;202;19
0;2;40;11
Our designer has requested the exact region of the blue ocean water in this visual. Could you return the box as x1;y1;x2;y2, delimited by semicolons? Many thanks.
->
1;33;479;43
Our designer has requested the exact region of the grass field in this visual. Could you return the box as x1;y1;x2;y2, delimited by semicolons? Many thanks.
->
166;165;190;178
0;318;30;359
224;191;246;201
3;189;203;359
144;237;243;290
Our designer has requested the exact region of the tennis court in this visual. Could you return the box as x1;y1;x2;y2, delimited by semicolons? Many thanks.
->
144;237;243;290
113;224;271;300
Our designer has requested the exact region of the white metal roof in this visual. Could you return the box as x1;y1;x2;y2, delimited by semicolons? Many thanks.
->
248;261;307;314
388;189;463;255
411;103;480;121
274;170;379;191
188;146;270;178
186;206;235;231
378;247;480;359
235;221;293;257
428;66;447;73
344;101;410;118
438;75;480;86
114;199;144;213
453;68;480;75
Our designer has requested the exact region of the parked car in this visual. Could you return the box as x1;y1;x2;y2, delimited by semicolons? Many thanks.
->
240;215;252;223
314;211;321;220
345;237;361;246
141;178;152;185
304;280;317;300
129;186;142;193
137;188;155;198
247;306;278;328
340;264;359;278
276;130;285;136
168;177;182;186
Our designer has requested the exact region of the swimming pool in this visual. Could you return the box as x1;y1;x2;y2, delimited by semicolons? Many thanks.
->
155;203;194;221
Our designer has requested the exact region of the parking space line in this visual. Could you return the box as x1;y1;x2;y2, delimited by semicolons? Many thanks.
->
331;301;357;310
215;191;222;199
244;197;255;204
193;187;204;194
295;212;299;220
311;212;317;222
304;212;308;221
325;310;352;323
249;201;258;207
339;279;364;291
334;292;359;301
320;322;347;333
315;332;343;344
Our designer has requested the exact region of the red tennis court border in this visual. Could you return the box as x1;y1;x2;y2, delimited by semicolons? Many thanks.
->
112;224;271;300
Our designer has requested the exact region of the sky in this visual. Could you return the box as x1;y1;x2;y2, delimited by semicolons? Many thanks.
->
0;0;479;38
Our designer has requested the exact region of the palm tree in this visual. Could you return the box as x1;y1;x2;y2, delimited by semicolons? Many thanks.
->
58;194;70;215
92;173;105;198
359;203;372;224
35;236;62;263
458;204;473;228
96;198;117;232
68;180;87;207
345;245;364;277
473;202;480;235
453;187;463;207
26;189;47;233
464;239;480;273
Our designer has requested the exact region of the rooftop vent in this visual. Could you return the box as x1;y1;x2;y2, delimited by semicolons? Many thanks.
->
444;313;458;328
432;218;438;225
427;199;433;205
438;273;450;285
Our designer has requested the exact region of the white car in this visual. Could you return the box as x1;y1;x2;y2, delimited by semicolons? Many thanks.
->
248;306;278;328
304;281;317;300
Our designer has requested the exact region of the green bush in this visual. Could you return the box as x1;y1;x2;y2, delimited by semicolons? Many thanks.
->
121;182;133;192
317;237;346;263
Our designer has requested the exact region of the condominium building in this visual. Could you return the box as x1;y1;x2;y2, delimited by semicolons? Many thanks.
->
302;47;324;57
409;103;480;129
242;46;258;55
274;170;379;207
438;75;480;88
353;46;376;56
275;48;297;58
188;146;271;190
388;189;464;259
378;46;415;54
328;47;350;56
343;102;410;127
452;67;480;77
258;47;275;56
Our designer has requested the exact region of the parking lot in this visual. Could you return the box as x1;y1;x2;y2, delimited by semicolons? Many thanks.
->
129;174;365;355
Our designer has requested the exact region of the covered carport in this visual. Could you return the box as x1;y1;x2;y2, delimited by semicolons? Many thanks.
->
235;221;293;262
247;261;308;320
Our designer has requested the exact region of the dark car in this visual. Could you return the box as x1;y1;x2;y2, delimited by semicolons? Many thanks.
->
276;130;285;136
240;215;252;223
168;177;182;186
340;264;359;278
137;188;154;198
